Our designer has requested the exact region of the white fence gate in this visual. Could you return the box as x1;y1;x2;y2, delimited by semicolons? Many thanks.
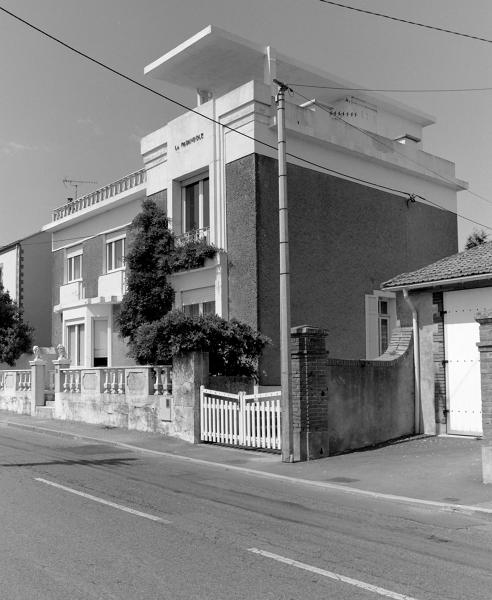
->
200;386;282;450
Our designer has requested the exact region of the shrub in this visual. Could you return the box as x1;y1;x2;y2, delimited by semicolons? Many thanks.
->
128;310;269;378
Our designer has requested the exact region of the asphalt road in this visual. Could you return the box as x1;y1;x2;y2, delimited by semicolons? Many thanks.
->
1;425;491;600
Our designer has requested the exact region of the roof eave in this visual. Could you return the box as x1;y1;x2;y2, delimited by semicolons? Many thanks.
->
383;271;492;292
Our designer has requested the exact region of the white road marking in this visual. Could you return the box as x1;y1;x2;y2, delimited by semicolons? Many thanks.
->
34;477;171;523
248;548;421;600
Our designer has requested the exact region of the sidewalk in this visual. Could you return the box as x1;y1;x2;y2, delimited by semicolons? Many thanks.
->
1;410;491;515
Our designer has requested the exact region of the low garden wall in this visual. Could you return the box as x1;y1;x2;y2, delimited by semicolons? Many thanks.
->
291;326;415;459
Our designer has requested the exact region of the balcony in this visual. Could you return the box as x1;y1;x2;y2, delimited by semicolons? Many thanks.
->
98;270;126;299
59;281;84;305
175;227;210;247
52;169;146;222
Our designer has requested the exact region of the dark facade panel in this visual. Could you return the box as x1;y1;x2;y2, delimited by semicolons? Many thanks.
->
226;153;458;385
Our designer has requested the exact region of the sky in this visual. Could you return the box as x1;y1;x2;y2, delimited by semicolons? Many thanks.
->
1;0;491;249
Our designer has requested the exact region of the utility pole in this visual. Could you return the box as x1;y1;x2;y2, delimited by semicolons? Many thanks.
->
274;79;294;462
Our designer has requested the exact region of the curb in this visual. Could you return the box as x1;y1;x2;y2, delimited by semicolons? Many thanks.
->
3;419;492;518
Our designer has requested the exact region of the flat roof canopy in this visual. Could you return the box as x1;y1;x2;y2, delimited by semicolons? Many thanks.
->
145;25;434;126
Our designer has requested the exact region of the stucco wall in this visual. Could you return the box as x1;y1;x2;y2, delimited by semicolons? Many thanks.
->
21;231;52;346
226;153;457;385
82;236;104;298
326;352;415;454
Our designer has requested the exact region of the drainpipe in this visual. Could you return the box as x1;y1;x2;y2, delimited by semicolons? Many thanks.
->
403;288;421;433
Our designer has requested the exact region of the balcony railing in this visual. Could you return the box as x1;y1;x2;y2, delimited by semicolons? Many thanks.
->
98;270;127;298
52;169;146;221
175;227;210;247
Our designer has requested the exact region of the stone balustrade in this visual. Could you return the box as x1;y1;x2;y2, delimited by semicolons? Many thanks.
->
0;370;32;392
52;169;146;221
59;365;171;396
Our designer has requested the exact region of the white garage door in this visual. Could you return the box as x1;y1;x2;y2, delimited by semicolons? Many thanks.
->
443;288;490;436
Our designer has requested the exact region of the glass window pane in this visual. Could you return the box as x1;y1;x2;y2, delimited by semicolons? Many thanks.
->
183;303;200;318
202;301;215;315
185;182;199;231
114;239;125;269
106;243;113;272
202;178;210;229
74;255;81;279
379;318;389;355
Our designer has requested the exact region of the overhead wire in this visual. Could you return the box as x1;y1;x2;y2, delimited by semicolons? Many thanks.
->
0;4;417;202
284;83;492;94
319;1;492;44
290;87;492;231
1;4;490;233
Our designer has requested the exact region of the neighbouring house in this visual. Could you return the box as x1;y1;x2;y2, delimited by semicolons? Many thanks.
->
381;241;492;438
0;230;52;368
42;171;149;368
140;25;466;384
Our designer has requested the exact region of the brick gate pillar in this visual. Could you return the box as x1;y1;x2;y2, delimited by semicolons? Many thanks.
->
290;326;330;461
475;313;492;483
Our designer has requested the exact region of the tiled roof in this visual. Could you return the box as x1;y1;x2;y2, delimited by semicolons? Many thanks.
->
382;242;492;289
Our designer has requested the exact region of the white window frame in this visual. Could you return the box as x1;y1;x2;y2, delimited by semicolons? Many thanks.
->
66;247;83;283
105;234;126;273
181;172;210;234
65;320;85;366
365;290;397;359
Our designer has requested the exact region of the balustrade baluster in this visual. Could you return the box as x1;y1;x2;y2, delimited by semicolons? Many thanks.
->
154;367;162;395
117;370;124;394
110;370;117;394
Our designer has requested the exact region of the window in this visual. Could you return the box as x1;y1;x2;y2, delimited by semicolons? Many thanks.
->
66;322;85;366
106;237;125;272
0;265;3;287
365;292;397;359
67;249;82;283
183;300;216;317
182;176;209;233
378;299;390;355
93;319;108;367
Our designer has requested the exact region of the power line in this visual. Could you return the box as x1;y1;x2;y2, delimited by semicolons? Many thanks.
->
285;82;492;94
0;4;417;201
319;1;492;44
1;5;489;233
290;87;492;230
295;86;492;207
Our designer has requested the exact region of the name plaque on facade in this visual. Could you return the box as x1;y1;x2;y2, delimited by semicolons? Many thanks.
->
174;133;204;151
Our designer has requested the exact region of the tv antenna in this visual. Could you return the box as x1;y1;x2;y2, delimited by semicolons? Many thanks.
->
63;178;97;201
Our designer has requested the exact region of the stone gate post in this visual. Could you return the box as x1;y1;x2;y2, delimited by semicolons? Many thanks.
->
29;347;47;414
476;313;492;483
171;351;209;443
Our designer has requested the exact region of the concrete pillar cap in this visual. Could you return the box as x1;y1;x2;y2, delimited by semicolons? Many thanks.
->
290;325;328;335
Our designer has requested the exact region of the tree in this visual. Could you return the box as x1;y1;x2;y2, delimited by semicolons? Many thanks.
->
118;199;175;341
118;200;269;377
465;228;489;250
0;283;33;366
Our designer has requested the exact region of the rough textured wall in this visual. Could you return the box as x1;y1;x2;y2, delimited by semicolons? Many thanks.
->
226;153;457;385
21;231;52;346
111;305;134;366
82;236;104;299
52;250;64;346
225;154;258;330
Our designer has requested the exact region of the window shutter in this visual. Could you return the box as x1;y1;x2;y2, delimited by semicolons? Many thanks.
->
365;294;380;359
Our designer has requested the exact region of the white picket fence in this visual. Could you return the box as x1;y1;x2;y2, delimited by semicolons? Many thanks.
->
200;386;282;450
